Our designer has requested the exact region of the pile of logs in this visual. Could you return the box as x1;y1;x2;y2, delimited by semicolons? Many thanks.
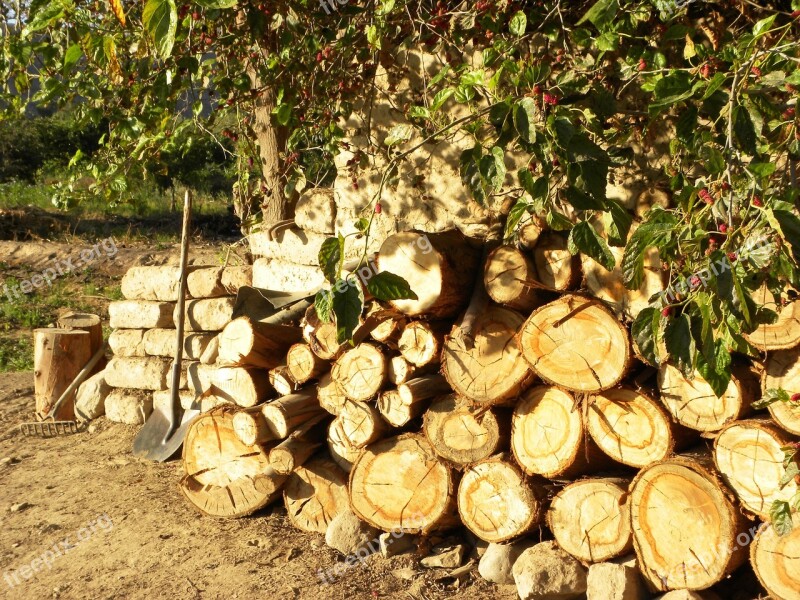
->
173;229;799;599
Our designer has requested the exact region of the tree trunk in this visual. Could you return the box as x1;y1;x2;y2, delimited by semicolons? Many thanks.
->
547;478;632;563
377;374;451;428
252;85;287;227
397;321;447;367
629;454;749;591
284;456;350;534
34;329;92;419
423;396;506;467
587;386;695;468
56;312;105;375
517;295;632;393
349;434;458;534
442;305;533;406
512;385;609;478
217;317;302;369
457;456;544;543
331;343;387;402
483;245;539;312
713;418;799;518
763;347;800;435
750;513;800;600
180;407;287;518
658;363;759;432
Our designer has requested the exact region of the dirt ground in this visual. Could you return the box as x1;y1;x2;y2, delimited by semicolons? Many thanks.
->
0;372;515;600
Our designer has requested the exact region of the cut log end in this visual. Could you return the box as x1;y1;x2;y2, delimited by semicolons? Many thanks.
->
397;321;444;367
331;343;387;402
286;343;329;385
532;231;580;291
284;456;350;533
750;513;800;600
763;347;800;435
423;395;503;466
483;245;538;312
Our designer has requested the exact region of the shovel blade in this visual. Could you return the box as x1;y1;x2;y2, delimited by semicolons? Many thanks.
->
131;403;200;462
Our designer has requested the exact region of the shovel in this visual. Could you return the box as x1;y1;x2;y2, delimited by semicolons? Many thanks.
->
132;190;197;462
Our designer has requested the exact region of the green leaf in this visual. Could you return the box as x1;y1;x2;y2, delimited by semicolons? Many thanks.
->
752;388;791;410
385;124;414;146
22;0;72;36
752;14;776;37
194;0;237;7
605;199;633;246
632;307;660;366
650;71;696;110
749;162;776;178
408;106;431;120
664;314;694;376
568;221;615;270
318;237;343;284
460;146;487;204
505;198;532;239
332;280;364;343
578;0;619;30
314;289;334;323
772;208;800;264
143;0;177;60
564;186;604;211
696;340;732;398
702;73;727;100
63;43;83;73
431;88;455;111
366;24;382;49
733;105;757;155
479;146;506;192
622;216;677;289
513;98;537;143
780;462;800;488
366;272;418;301
519;170;548;200
769;500;794;536
509;10;527;36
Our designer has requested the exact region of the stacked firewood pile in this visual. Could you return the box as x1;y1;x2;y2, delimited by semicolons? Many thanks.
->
170;228;797;599
97;265;250;423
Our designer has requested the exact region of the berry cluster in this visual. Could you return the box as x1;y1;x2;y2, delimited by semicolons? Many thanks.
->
698;188;714;204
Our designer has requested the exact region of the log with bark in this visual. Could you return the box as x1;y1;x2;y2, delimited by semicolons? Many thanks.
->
217;317;302;369
457;455;544;543
178;297;236;332
286;343;329;385
317;372;347;416
376;230;480;318
423;395;505;467
348;434;457;534
517;295;631;393
327;418;361;473
34;328;92;419
713;419;799;518
212;366;273;407
628;455;749;591
231;405;276;446
261;389;324;438
750;514;800;600
180;407;287;518
284;456;350;533
658;364;759;432
512;385;607;478
744;289;800;350
268;365;295;396
547;478;632;563
338;400;388;448
377;374;451;428
386;355;437;386
482;245;539;312
397;321;446;367
532;231;580;291
442;305;533;406
369;302;406;346
763;348;800;435
587;386;694;468
269;415;328;474
331;343;387;402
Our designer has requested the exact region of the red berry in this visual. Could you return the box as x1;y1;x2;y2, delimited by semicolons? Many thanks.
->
316;52;323;62
700;64;713;79
719;223;728;233
727;252;737;262
543;93;559;106
638;58;647;72
783;107;796;120
661;307;672;317
751;66;762;78
721;182;731;191
527;162;536;173
752;196;763;207
792;393;800;402
374;202;382;214
552;157;560;167
690;275;701;288
792;9;800;18
533;84;542;95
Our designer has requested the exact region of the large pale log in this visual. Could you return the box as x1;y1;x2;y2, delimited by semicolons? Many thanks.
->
629;455;749;591
763;348;800;435
108;329;146;357
658;364;759;432
104;388;153;424
269;415;328;474
261;389;324;438
217;316;302;368
376;230;480;318
187;266;251;299
517;295;631;392
750;514;800;600
327;418;361;473
512;385;608;478
104;356;171;391
180;407;287;518
109;300;174;329
142;329;215;360
442;305;533;406
56;312;104;375
582;245;663;320
211;366;273;407
348;434;457;534
176;297;236;331
317;372;347;416
331;343;387;402
377;375;451;428
338;400;388;448
713;419;799;519
199;334;219;365
284;456;350;533
483;245;539;312
532;231;580;291
744;289;800;350
397;321;446;367
121;265;184;301
232;405;277;446
457;456;544;543
423;395;505;467
286;343;329;385
547;478;632;563
34;329;92;419
587;386;695;468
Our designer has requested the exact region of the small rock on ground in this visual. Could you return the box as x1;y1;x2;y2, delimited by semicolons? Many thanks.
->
479;540;535;585
324;510;379;557
512;541;587;600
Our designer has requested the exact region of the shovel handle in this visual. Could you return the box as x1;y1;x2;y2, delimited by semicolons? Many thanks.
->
170;191;192;418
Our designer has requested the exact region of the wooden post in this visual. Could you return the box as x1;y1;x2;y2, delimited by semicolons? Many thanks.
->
34;329;92;420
